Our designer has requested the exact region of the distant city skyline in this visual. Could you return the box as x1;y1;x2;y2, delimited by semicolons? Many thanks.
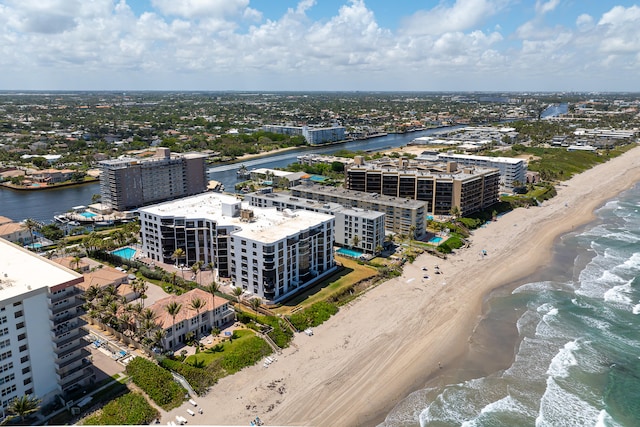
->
1;0;639;92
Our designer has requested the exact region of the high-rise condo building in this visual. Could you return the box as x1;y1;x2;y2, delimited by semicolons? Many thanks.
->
345;157;500;216
98;148;208;211
138;193;337;303
0;239;90;414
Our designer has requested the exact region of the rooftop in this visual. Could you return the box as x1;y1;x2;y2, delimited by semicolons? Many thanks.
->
291;183;428;210
140;192;333;243
0;239;83;300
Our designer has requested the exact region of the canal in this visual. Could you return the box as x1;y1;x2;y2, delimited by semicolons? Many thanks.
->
1;126;460;223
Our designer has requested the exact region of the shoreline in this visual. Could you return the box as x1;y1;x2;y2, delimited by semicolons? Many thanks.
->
161;145;640;427
0;177;99;191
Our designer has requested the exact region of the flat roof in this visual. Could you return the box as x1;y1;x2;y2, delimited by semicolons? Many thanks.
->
139;193;333;244
438;153;524;165
248;192;384;219
0;239;82;301
291;184;428;209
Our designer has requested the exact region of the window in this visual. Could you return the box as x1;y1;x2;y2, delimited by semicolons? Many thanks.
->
17;334;26;341
23;378;31;386
13;311;23;319
0;352;11;361
21;367;30;375
15;322;24;329
18;345;27;353
12;302;21;307
0;329;7;338
20;356;28;364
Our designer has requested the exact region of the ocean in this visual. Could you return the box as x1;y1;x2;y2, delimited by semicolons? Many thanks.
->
382;183;640;426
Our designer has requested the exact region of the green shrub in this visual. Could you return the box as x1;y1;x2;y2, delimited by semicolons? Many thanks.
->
82;392;158;425
125;357;184;410
289;301;339;331
159;357;219;396
220;336;271;374
259;316;293;348
437;235;464;254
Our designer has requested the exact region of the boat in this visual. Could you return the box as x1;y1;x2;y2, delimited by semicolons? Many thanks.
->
236;164;250;180
54;214;69;224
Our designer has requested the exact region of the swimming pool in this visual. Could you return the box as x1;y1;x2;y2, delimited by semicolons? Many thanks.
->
79;211;97;218
336;247;364;258
428;236;443;244
111;247;136;260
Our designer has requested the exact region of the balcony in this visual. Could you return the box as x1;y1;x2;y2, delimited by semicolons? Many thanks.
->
57;348;91;370
56;340;90;359
60;366;94;388
54;327;88;347
51;287;82;304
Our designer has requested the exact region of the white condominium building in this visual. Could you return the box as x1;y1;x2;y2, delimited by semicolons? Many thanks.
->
0;240;90;414
436;152;527;190
245;191;385;254
139;193;337;303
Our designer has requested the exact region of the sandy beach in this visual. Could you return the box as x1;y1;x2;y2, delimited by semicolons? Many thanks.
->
161;146;640;427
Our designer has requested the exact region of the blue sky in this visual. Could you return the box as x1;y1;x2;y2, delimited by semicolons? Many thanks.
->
0;0;639;91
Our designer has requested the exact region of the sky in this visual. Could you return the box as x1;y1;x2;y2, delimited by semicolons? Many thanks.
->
0;0;639;92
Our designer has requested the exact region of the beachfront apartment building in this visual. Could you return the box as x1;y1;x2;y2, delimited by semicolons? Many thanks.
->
344;157;500;216
245;191;385;253
148;288;235;350
434;153;526;191
0;239;91;415
138;193;337;303
290;183;427;238
263;125;346;145
98;147;208;211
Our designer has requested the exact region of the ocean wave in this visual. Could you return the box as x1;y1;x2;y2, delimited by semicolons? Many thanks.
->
547;340;579;378
603;280;634;307
536;377;601;426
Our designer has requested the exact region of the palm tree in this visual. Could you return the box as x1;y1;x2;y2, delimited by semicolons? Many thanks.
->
250;297;261;315
135;280;148;307
171;248;185;267
205;282;220;328
165;301;182;349
351;235;360;249
191;261;203;285
71;256;81;271
189;297;206;341
139;308;157;340
153;329;167;351
23;218;38;248
232;287;244;306
6;394;41;423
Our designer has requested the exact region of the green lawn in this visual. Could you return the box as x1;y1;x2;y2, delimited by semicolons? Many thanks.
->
184;329;254;366
273;256;377;315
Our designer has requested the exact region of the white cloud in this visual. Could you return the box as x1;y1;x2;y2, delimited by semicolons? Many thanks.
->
150;0;250;19
0;0;638;91
400;0;511;36
576;14;594;32
535;0;560;15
